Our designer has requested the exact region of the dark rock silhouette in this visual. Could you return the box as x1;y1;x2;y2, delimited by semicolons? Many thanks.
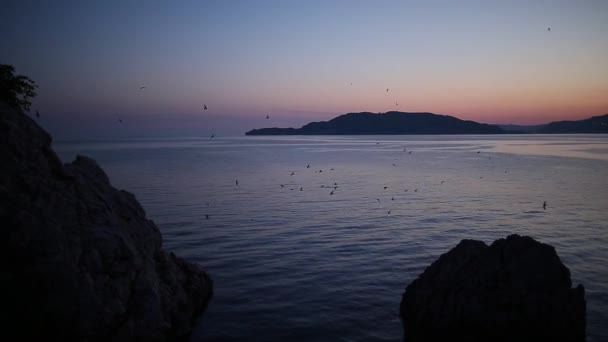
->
0;101;212;341
400;234;585;342
246;111;505;135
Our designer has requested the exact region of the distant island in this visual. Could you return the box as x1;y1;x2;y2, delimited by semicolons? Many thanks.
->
245;111;608;135
246;112;504;135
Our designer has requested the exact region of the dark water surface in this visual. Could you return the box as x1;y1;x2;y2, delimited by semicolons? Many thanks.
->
56;134;608;341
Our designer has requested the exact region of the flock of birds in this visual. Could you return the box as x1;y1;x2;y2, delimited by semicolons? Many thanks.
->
29;25;553;127
30;26;552;222
203;146;549;220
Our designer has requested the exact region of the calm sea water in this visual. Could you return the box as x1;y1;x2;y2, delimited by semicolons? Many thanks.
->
55;134;608;342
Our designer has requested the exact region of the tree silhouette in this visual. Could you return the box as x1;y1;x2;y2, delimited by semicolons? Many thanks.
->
0;64;37;112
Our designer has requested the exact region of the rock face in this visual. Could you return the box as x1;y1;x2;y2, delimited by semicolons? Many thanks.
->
0;102;212;341
400;235;585;342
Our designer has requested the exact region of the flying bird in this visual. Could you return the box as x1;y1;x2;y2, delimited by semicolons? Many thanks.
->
210;133;214;139
204;104;208;110
35;110;40;119
384;186;388;190
118;119;123;124
543;201;547;210
547;27;551;32
290;172;295;176
300;187;303;191
395;101;399;106
386;88;389;92
330;190;335;195
235;179;239;187
266;115;270;119
139;86;146;90
205;214;209;220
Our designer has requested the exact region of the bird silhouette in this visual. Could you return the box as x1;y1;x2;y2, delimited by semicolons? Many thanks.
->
35;110;40;119
307;164;310;168
266;115;270;119
395;101;399;106
441;181;445;184
375;198;381;202
392;163;396;167
386;88;389;92
384;186;388;190
543;201;547;210
300;187;303;191
388;210;391;215
118;119;123;124
210;133;214;139
139;86;146;90
408;151;412;154
205;214;209;220
290;172;295;176
330;190;335;195
204;104;208;110
235;179;239;187
548;27;551;32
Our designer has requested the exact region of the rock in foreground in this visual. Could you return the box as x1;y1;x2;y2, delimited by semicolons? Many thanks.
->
400;234;585;341
0;102;212;340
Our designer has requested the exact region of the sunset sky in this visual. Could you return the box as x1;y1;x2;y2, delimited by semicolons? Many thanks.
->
2;0;607;138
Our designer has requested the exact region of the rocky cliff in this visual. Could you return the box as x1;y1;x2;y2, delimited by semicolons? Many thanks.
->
400;234;585;341
0;102;212;341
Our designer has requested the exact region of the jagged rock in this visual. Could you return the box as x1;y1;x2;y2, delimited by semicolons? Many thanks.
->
0;102;212;341
400;234;585;342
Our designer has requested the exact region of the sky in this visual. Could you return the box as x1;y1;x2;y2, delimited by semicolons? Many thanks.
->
1;0;607;139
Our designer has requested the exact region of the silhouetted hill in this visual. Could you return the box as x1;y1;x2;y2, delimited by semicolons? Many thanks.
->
537;114;608;133
246;112;505;135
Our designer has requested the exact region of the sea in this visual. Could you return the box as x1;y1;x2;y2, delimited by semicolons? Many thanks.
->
55;134;608;342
